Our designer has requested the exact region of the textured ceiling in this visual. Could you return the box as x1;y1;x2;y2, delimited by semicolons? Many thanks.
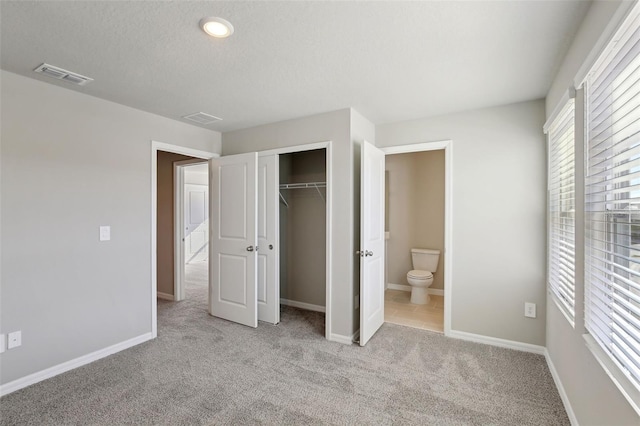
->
0;1;590;132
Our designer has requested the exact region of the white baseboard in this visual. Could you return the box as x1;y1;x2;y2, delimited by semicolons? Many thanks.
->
387;283;444;296
544;349;578;425
157;292;174;301
448;329;545;355
387;283;411;291
330;329;359;345
280;298;325;313
0;332;153;397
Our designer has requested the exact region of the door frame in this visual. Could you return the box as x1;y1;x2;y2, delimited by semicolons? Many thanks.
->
381;140;453;336
258;141;333;340
151;140;218;338
174;159;209;302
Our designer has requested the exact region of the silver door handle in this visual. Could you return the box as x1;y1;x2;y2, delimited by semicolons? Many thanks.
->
365;250;373;257
356;250;363;257
246;246;254;252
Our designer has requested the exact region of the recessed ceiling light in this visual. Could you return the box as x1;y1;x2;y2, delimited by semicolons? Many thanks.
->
199;17;234;38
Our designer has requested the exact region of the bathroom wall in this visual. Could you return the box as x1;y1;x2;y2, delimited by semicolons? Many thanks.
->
385;150;445;291
280;149;327;307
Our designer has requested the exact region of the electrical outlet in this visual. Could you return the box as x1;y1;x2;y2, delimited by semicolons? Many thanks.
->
8;331;21;349
525;303;536;318
0;334;5;354
99;226;110;241
355;295;360;310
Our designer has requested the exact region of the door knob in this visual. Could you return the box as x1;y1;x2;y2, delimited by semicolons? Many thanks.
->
365;250;373;257
269;244;274;250
246;246;254;252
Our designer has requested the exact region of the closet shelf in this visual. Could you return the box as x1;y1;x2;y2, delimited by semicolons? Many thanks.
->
279;182;326;189
279;181;326;205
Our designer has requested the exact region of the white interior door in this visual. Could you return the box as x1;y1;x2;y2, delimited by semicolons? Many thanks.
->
257;155;280;324
209;152;258;328
359;141;386;346
185;184;209;263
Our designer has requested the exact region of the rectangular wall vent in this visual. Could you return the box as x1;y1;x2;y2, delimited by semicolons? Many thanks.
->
33;63;93;86
182;112;222;125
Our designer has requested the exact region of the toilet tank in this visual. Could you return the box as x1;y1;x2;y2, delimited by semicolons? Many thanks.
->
411;248;440;272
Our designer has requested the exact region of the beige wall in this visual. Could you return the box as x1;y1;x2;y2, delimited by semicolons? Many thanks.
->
544;1;639;423
281;149;326;307
377;99;547;346
156;151;197;296
386;151;445;290
1;70;220;385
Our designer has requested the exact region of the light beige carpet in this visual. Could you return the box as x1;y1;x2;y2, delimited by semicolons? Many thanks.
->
0;262;568;425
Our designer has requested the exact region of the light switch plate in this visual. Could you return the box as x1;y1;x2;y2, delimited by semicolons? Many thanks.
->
99;226;110;241
8;331;21;349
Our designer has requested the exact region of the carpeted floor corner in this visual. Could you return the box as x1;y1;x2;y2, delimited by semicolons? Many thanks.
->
0;262;569;425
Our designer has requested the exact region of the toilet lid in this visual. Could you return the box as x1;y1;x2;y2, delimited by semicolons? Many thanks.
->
407;270;432;279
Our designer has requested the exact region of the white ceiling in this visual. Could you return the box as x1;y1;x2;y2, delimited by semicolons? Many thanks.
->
0;1;590;133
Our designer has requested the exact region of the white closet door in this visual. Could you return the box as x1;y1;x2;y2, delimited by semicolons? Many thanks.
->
257;155;279;324
209;152;258;328
359;141;386;346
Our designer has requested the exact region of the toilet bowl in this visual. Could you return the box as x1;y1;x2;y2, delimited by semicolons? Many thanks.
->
406;248;440;305
406;270;434;304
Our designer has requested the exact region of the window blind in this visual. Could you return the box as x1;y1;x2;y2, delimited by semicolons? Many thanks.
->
548;98;576;325
585;6;640;394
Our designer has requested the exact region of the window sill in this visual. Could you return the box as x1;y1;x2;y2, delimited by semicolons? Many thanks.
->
583;333;640;416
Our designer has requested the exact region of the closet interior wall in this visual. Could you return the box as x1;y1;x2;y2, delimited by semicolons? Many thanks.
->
279;149;327;310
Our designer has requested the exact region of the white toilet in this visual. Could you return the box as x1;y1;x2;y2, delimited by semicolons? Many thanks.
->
406;248;440;304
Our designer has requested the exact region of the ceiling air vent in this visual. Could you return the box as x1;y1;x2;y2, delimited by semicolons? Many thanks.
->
182;112;222;125
33;63;93;86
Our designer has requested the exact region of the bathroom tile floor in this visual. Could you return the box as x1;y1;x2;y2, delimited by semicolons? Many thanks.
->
384;289;444;333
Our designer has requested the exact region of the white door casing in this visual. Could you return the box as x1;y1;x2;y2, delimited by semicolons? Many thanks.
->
257;155;280;324
185;184;209;263
209;152;258;328
359;141;386;346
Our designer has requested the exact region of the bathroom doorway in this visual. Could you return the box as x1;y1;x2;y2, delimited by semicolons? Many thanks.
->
382;144;449;334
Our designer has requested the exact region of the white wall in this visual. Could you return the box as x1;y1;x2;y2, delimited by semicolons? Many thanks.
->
184;168;208;185
222;109;356;339
544;1;640;423
0;71;221;386
377;99;547;346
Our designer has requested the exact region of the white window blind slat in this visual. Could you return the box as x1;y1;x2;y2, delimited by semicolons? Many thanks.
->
585;4;640;397
548;97;576;324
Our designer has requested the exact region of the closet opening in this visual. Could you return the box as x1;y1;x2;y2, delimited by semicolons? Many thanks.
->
278;148;327;337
